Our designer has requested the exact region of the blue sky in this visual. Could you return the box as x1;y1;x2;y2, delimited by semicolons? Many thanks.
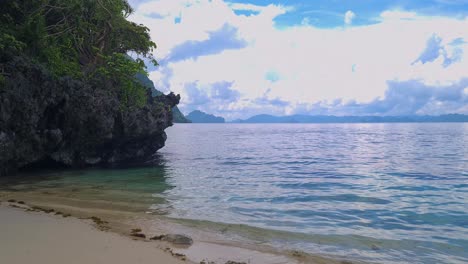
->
231;0;468;28
128;0;468;120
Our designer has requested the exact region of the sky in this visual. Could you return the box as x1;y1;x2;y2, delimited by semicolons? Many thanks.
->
127;0;468;120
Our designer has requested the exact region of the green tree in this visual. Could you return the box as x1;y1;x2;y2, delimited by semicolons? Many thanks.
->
0;0;157;107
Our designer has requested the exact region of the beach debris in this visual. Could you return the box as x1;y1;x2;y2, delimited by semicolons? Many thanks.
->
130;228;146;238
172;252;186;258
90;216;108;225
163;247;187;261
200;260;216;264
371;244;380;250
225;261;247;264
290;250;307;258
7;199;16;203
62;213;71;218
341;261;353;264
150;235;165;240
18;201;25;204
87;216;110;231
131;233;146;238
150;234;193;245
31;206;55;213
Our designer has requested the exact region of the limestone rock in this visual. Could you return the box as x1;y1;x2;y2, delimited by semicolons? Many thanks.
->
0;56;180;176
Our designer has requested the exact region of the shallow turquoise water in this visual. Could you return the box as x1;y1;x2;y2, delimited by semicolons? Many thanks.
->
3;123;468;263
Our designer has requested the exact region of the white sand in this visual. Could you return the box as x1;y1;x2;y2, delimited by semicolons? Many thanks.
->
0;205;189;264
0;201;353;264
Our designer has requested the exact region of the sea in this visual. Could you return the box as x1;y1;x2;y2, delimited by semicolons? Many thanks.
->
2;123;467;263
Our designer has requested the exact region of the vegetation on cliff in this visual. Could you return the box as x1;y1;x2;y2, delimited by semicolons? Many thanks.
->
0;0;157;107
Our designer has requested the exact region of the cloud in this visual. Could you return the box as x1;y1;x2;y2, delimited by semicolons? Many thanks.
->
413;34;465;67
290;79;468;116
379;10;418;21
414;34;444;64
148;66;173;93
163;23;247;63
211;81;240;101
178;80;241;114
344;10;356;25
130;0;468;120
254;96;290;108
229;3;268;12
183;82;210;106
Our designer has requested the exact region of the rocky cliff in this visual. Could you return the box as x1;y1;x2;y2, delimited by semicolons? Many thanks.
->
0;56;179;176
135;73;191;123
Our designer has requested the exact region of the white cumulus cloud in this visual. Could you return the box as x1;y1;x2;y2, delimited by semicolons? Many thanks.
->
344;10;356;25
129;0;468;120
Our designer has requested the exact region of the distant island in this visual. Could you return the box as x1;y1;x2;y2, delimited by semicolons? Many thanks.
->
232;114;468;123
187;110;225;123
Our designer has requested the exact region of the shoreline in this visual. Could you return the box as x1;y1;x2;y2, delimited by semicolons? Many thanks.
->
0;194;356;264
0;202;190;264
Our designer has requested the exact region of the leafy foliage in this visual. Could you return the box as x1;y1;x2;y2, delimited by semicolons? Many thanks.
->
0;0;157;107
97;53;148;108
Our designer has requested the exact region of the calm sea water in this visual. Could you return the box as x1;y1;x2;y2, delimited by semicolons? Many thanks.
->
3;123;468;263
161;123;468;264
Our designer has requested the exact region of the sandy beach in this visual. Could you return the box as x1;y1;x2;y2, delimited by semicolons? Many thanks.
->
0;197;354;264
0;204;190;264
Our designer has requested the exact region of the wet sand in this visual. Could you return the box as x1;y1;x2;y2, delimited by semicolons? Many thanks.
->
0;193;359;264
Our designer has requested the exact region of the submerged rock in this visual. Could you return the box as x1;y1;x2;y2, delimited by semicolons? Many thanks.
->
151;234;193;245
0;56;180;176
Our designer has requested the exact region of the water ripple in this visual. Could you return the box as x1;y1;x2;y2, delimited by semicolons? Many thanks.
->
158;123;468;264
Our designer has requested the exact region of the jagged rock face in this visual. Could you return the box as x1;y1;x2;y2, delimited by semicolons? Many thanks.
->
0;56;179;176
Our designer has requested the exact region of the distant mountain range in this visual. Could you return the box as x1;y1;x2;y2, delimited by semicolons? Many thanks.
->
187;110;225;123
232;114;468;123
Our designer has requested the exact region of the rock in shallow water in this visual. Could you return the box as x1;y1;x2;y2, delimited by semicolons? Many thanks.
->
151;234;193;245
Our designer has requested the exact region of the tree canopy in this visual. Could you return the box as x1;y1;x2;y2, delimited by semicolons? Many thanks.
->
1;0;157;107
